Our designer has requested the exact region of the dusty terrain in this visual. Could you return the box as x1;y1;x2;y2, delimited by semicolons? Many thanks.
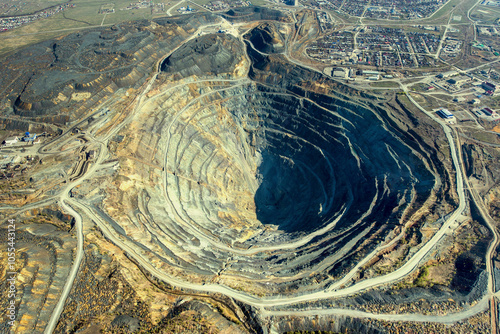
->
0;6;499;334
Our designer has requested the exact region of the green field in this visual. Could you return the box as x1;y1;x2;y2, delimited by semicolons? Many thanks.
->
471;5;500;24
190;0;217;6
247;0;270;6
0;0;68;16
0;0;168;57
325;9;362;24
369;81;400;88
358;0;476;25
424;0;478;24
426;0;463;21
102;8;153;25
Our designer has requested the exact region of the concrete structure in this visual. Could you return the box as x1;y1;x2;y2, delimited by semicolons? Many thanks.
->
2;136;19;146
436;71;457;79
482;107;498;117
437;108;454;119
482;81;497;92
332;68;348;78
447;75;471;86
362;70;380;76
22;133;37;142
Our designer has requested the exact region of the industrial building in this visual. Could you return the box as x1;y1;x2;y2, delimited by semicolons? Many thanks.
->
482;81;497;92
447;75;471;86
436;108;454;119
22;132;37;142
2;136;18;146
331;67;348;78
361;70;381;76
436;71;457;79
482;107;498;117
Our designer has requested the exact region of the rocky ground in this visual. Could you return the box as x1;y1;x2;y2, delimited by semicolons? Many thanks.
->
0;7;498;334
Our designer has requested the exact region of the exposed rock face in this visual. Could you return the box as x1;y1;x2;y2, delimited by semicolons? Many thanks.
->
96;29;443;297
161;34;245;77
0;219;77;333
0;11;472;333
244;23;286;54
222;6;291;23
111;315;141;332
0;13;220;124
462;143;487;181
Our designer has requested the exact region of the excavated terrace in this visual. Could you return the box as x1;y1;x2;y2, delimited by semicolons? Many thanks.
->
101;32;443;295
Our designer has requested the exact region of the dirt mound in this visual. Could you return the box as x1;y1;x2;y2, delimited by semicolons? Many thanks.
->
223;6;291;23
161;33;245;77
244;22;285;54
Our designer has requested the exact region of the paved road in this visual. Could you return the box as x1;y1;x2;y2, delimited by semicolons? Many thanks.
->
167;0;185;16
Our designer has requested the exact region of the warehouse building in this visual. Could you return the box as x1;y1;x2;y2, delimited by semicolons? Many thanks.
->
437;108;454;119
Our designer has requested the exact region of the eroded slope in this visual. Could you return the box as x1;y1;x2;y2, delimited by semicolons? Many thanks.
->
89;32;447;298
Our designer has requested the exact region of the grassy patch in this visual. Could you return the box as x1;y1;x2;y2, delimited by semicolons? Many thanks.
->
414;265;431;287
250;0;275;6
190;0;215;5
0;0;160;58
191;0;269;6
403;77;429;85
369;81;400;88
430;93;454;102
466;130;500;144
471;5;500;24
426;0;471;23
103;8;153;24
0;0;68;16
396;93;422;114
410;83;433;92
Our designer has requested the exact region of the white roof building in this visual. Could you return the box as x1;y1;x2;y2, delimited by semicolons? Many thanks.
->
3;136;18;146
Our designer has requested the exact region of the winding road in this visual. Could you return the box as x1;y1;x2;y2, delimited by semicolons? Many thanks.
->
43;200;83;334
32;16;498;333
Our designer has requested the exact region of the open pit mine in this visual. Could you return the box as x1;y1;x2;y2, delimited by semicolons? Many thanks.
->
0;7;498;334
